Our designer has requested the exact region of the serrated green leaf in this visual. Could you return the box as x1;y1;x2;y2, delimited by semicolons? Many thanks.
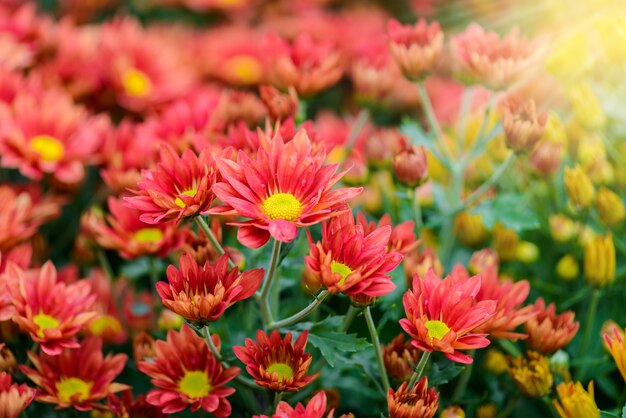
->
469;193;540;232
427;359;465;386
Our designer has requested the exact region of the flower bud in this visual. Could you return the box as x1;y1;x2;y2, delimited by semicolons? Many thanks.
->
584;233;615;287
387;18;444;81
564;165;595;209
556;254;579;281
530;138;564;176
483;349;508;375
133;332;156;364
392;145;428;187
454;212;488;246
468;248;499;275
493;224;518;262
508;351;554;398
157;309;183;331
516;241;539;264
549;214;579;242
600;320;623;352
476;404;497;418
553;381;600;418
502;97;548;153
595;187;625;226
549;350;571;381
0;343;16;373
441;406;465;418
569;83;606;130
259;85;299;121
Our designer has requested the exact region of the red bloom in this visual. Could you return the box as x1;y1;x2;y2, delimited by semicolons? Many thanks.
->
255;391;339;418
5;262;97;355
125;144;219;224
400;269;496;364
360;213;419;256
138;325;239;416
20;337;128;410
106;390;169;418
157;253;263;324
388;378;439;418
211;129;361;248
524;298;579;354
234;330;318;392
0;372;35;418
85;197;183;259
305;211;403;297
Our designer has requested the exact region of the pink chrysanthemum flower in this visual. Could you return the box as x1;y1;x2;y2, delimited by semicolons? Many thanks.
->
305;211;403;297
0;90;108;184
5;262;97;355
400;269;496;364
125;144;219;224
211;129;361;248
387;18;444;81
0;372;35;418
255;391;346;418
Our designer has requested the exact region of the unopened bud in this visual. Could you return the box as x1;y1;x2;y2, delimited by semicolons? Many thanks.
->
595;187;625;226
564;165;595;209
392;145;428;187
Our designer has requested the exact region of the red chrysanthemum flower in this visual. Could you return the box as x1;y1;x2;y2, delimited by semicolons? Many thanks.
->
387;378;439;418
0;243;32;321
157;253;264;325
383;334;422;382
305;211;403;297
0;90;108;184
524;298;579;355
359;213;419;256
138;325;239;416
20;337;128;410
400;269;496;364
125;144;219;224
233;330;319;392
0;372;35;418
450;265;535;340
255;391;346;418
106;390;169;418
5;261;97;355
85;197;183;260
211;129;361;248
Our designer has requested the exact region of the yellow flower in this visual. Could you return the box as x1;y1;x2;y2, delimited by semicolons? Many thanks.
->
508;351;553;398
516;241;539;264
553;381;599;418
568;83;606;131
454;212;488;246
595;187;626;226
556;255;579;281
584;233;615;287
483;349;508;375
545;31;592;84
564;165;595;209
493;224;518;262
549;215;579;242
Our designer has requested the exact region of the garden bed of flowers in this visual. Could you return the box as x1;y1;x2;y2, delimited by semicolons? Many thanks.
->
0;0;625;417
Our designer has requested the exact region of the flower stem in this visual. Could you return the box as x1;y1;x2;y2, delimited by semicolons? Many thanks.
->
417;82;450;160
201;326;222;361
408;350;431;388
273;391;283;410
97;250;114;281
460;153;516;211
340;305;359;332
409;187;423;234
195;216;235;269
343;109;370;158
452;349;476;402
364;306;390;394
269;290;330;329
257;240;282;327
149;257;162;307
577;289;602;378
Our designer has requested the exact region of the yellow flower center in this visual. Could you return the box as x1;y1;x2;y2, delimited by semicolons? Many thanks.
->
33;312;59;338
424;320;451;340
133;228;163;244
261;193;302;221
30;135;65;162
174;188;198;208
56;377;92;403
178;370;211;399
224;55;263;84
266;362;294;380
88;315;122;336
331;261;353;287
122;68;152;98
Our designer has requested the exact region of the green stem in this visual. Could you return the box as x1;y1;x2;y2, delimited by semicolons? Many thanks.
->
499;339;521;357
195;216;235;269
542;396;558;418
269;291;330;329
409;187;423;234
257;240;282;327
201;326;222;361
97;250;114;281
273;391;283;410
452;349;476;402
461;152;516;211
340;305;358;333
364;306;390;393
496;393;521;418
417;82;450;160
149;257;162;307
578;289;601;378
408;350;431;388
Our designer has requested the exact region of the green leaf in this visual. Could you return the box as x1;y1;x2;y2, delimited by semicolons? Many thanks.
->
469;193;540;232
427;359;465;386
621;403;626;418
288;316;371;367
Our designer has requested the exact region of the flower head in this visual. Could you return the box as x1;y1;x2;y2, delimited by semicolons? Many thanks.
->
0;372;35;418
553;381;599;418
524;298;579;355
583;233;615;287
387;18;443;81
400;269;496;364
564;165;595;210
20;337;128;410
125;144;218;224
5;262;97;355
507;351;553;398
255;391;339;418
392;144;429;187
603;325;626;383
211;129;361;248
106;390;169;418
234;330;318;392
383;334;422;381
305;211;403;297
501;97;548;153
157;253;264;325
138;325;239;416
595;187;626;226
387;378;439;418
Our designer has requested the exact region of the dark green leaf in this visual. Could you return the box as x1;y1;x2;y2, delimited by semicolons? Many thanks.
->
427;359;465;386
469;193;540;232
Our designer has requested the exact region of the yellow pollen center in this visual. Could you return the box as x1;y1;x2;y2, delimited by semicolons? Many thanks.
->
88;315;122;336
331;261;353;287
122;68;152;98
178;370;211;399
56;377;92;403
30;135;65;162
424;320;451;341
224;55;263;84
174;188;198;208
33;312;59;338
266;362;294;380
261;193;302;221
133;228;163;243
